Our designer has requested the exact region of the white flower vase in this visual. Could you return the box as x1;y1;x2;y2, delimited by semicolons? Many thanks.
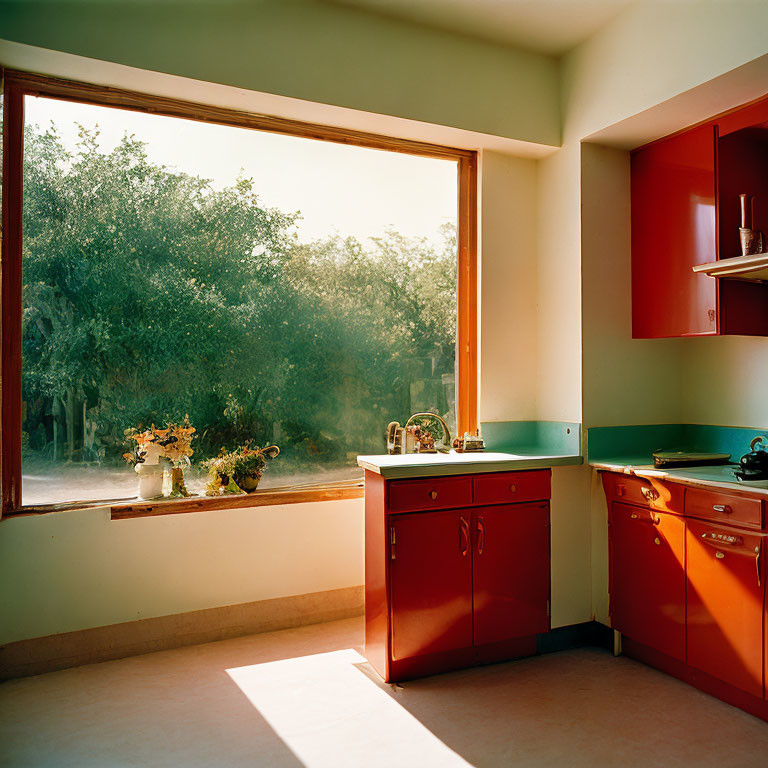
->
135;462;164;499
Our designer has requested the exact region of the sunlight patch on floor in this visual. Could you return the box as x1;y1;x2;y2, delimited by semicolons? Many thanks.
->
227;649;471;768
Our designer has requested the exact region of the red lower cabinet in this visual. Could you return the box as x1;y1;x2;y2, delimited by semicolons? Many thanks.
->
473;503;550;646
364;469;552;682
602;470;768;722
609;502;686;660
390;509;473;661
686;520;764;698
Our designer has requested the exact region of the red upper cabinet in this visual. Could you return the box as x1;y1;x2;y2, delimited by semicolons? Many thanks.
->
632;123;717;338
631;95;768;338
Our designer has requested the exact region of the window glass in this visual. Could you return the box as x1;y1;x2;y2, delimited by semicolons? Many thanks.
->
21;96;458;505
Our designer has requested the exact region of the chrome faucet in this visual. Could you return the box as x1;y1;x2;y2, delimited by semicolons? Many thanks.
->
386;412;451;455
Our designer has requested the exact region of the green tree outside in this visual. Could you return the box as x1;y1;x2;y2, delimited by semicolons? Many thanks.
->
19;119;457;498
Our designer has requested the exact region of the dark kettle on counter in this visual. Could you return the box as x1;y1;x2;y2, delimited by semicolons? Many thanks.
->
735;436;768;481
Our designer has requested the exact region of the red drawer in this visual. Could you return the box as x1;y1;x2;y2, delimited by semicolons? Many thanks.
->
473;470;550;505
601;472;684;515
388;475;473;514
685;487;764;530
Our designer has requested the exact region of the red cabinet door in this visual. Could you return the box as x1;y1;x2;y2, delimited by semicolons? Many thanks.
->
686;520;764;697
609;502;686;660
631;123;717;338
389;509;473;661
472;503;550;647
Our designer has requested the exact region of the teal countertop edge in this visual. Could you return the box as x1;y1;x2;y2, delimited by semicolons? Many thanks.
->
587;423;768;466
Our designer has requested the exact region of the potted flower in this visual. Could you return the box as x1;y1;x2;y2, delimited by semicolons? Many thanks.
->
124;417;197;498
157;417;196;497
202;443;280;496
123;429;167;499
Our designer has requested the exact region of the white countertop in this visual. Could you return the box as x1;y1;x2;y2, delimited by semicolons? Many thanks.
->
357;451;582;479
591;460;768;498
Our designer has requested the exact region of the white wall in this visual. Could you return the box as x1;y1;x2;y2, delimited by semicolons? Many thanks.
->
683;338;768;428
479;150;539;423
0;0;560;147
550;466;592;626
0;499;363;645
580;142;686;429
536;143;583;425
563;0;768;143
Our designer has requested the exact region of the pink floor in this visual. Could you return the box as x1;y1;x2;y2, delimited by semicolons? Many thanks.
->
1;617;767;767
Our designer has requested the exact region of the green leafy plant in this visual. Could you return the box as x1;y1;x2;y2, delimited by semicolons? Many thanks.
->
20;114;458;484
201;443;280;495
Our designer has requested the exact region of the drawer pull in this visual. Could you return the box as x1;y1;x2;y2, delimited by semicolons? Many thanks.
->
701;531;743;546
712;504;732;514
715;551;725;559
654;537;661;546
430;490;438;500
640;486;659;502
509;484;516;493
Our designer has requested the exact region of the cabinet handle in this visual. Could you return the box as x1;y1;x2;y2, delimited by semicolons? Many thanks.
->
430;490;438;500
390;526;396;560
712;504;732;514
509;484;516;494
700;531;743;547
757;548;762;588
459;516;469;557
477;516;485;555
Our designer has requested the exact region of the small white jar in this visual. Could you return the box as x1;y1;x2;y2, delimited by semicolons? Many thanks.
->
135;462;164;499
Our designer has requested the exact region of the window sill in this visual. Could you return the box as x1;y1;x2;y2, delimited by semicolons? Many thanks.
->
111;483;364;519
5;482;364;520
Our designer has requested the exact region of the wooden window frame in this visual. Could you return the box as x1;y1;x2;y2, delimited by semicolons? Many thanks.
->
1;69;478;519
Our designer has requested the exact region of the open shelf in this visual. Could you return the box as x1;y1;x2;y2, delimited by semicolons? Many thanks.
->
693;252;768;282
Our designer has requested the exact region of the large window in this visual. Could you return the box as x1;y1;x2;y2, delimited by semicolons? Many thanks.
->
1;72;477;514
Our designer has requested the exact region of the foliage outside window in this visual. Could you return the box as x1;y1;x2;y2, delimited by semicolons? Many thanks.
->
12;94;461;507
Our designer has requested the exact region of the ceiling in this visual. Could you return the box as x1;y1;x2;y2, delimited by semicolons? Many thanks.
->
330;0;637;55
